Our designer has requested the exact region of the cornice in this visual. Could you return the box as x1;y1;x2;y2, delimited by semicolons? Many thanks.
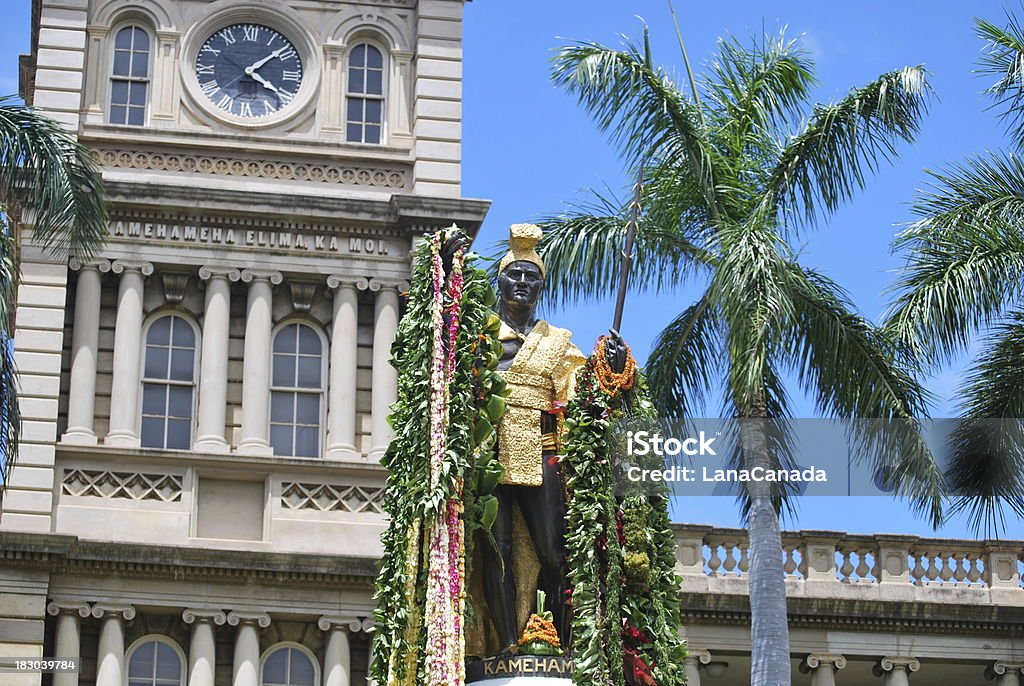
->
99;180;490;237
680;594;1024;636
0;531;379;586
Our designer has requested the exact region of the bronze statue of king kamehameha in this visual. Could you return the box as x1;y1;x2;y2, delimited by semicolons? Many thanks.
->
480;223;587;652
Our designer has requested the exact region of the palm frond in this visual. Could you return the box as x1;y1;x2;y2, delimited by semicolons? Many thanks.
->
765;67;932;229
783;264;943;525
551;31;722;220
0;96;108;259
703;29;817;153
943;312;1024;535
976;15;1024;149
646;287;721;416
507;192;713;308
886;198;1024;365
0;217;18;492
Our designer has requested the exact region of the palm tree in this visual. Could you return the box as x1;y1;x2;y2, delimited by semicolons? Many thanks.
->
541;29;944;685
886;11;1024;536
0;95;108;488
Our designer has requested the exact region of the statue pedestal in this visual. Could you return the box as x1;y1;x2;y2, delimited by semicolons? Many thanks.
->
466;655;572;684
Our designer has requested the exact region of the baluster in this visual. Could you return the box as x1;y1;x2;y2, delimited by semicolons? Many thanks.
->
909;551;923;585
783;547;798;577
723;542;738;575
707;543;722;576
854;547;871;581
839;547;855;582
967;552;983;585
939;553;954;584
738;544;750;575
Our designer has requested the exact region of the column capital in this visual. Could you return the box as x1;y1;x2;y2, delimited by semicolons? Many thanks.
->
392;50;414;61
226;611;271;628
240;269;283;285
182;608;227;625
990;662;1024;677
684;648;712;665
111;260;154;276
875;657;920;675
804;653;847;670
91;604;136;620
47;601;91;618
199;265;241;282
367;277;408;292
69;257;111;272
327;274;368;290
318;615;373;633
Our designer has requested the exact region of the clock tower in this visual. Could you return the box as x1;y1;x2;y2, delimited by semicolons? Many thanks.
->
1;1;487;685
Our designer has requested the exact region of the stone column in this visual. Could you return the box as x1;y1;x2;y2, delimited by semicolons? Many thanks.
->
238;270;282;455
47;602;91;686
106;261;153;447
319;616;363;686
62;259;110;444
802;654;846;686
227;612;270;686
368;278;403;460
92;604;135;686
183;609;227;686
325;276;364;461
990;662;1024;686
194;267;240;453
875;657;920;686
683;649;711;686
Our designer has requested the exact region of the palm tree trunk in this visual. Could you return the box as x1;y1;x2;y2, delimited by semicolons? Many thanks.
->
740;411;791;686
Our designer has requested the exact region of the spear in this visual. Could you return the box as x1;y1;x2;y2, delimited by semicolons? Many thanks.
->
611;162;645;334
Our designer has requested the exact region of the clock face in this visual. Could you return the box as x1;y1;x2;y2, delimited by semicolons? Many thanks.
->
194;23;304;119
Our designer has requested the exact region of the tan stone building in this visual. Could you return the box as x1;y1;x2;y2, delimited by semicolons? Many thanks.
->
1;1;486;684
0;2;1022;686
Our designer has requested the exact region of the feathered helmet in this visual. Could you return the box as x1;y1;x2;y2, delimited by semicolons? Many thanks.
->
498;223;545;276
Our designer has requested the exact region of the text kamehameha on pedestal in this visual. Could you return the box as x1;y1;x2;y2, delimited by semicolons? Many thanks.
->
624;430;830;484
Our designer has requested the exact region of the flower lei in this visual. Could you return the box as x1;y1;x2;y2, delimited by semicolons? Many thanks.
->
372;227;507;686
562;342;686;686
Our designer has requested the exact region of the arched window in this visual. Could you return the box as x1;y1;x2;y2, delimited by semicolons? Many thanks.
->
127;637;185;686
110;25;150;126
141;315;197;450
261;645;316;686
346;43;385;144
270;323;324;458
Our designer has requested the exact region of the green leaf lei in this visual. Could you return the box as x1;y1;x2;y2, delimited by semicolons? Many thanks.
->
562;357;687;686
371;228;507;686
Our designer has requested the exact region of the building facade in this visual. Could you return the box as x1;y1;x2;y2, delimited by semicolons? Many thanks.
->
2;1;486;685
1;2;1023;686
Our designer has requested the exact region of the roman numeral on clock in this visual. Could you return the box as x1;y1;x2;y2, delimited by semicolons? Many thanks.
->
264;101;278;115
279;90;295;105
282;71;300;82
242;25;261;42
200;80;218;96
218;28;236;45
217;94;233;110
200;45;220;57
197;64;214;76
238;102;253;117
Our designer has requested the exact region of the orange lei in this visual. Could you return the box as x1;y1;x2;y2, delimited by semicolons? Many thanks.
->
518;613;561;648
593;335;638;395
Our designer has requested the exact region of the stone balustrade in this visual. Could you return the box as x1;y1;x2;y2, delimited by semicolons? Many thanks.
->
674;524;1024;604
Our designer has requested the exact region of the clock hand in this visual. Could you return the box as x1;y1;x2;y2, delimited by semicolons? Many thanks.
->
249;71;280;94
244;47;287;75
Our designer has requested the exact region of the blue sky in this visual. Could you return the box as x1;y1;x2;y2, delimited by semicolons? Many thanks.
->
461;0;1022;538
2;1;1021;537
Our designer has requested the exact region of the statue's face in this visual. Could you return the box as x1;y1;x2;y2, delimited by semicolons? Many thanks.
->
498;260;543;307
